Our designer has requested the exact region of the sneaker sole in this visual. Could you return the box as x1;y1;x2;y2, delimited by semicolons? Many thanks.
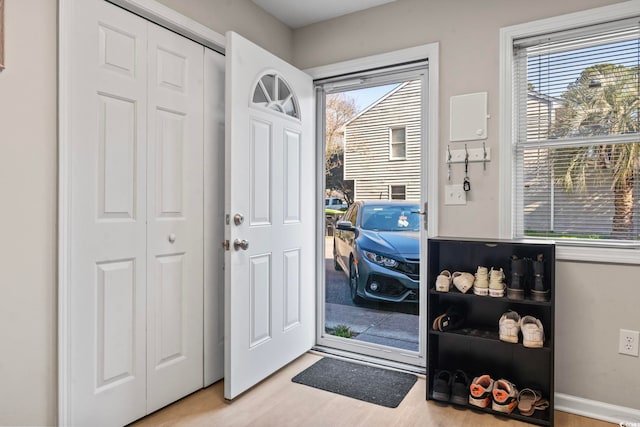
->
499;334;519;344
468;395;490;408
523;339;544;348
489;288;505;297
450;395;468;405
492;400;517;414
531;289;550;301
473;287;489;296
507;288;525;300
432;391;450;402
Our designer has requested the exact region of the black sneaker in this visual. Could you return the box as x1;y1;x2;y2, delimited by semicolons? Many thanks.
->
450;370;470;405
432;370;452;402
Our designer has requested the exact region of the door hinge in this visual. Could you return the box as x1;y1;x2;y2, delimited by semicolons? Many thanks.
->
222;240;230;251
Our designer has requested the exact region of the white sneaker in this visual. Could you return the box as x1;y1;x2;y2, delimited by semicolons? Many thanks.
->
520;316;545;348
473;266;489;296
435;270;452;292
452;271;474;293
489;267;506;297
499;310;521;343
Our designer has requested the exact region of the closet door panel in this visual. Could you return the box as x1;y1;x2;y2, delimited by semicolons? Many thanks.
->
69;1;148;426
146;21;205;413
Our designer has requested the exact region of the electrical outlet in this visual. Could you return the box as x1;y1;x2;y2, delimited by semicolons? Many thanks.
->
618;329;640;357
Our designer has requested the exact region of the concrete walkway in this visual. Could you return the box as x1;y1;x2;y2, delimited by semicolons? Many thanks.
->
325;302;419;351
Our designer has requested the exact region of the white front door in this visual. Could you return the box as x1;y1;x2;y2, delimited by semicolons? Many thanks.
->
145;22;205;412
224;32;316;400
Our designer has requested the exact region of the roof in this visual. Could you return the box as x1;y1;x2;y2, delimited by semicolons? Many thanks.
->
341;81;410;129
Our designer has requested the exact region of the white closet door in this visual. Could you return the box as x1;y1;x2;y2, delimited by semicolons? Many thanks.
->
204;47;226;386
145;22;205;412
69;1;148;425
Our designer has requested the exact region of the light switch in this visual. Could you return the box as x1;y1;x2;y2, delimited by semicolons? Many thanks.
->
445;184;466;205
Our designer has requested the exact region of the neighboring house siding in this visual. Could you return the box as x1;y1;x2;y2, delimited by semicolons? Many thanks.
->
344;80;421;201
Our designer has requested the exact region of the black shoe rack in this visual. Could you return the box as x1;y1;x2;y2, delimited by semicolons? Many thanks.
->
426;238;555;426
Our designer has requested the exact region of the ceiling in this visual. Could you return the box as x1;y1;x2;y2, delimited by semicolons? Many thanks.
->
251;0;397;29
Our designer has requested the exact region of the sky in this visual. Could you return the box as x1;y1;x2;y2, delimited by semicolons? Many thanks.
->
342;83;400;112
528;38;639;97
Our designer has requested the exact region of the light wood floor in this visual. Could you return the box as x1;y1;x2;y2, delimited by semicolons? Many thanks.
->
132;353;613;427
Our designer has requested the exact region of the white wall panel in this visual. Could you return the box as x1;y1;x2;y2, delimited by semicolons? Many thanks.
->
154;254;185;368
283;129;301;223
156;109;185;216
249;254;272;347
283;249;301;330
96;259;136;390
99;24;137;77
250;119;272;225
157;48;187;92
98;95;136;219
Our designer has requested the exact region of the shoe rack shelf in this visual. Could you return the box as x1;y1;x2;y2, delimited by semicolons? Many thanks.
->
426;237;555;426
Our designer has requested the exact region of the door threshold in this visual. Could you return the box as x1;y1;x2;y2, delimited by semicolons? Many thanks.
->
310;346;426;377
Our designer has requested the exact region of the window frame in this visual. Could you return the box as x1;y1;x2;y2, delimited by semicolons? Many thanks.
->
499;1;640;264
389;126;407;160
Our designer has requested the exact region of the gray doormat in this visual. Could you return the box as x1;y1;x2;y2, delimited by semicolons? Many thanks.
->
291;358;417;408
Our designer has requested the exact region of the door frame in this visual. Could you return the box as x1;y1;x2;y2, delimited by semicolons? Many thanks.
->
305;43;439;368
57;1;225;424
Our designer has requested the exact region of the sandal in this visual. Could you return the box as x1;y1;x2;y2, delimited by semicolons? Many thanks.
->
432;306;466;332
432;313;446;331
535;398;549;411
517;388;542;416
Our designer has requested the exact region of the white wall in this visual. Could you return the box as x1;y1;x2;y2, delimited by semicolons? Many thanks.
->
155;0;293;62
0;0;292;425
292;0;640;411
0;0;58;425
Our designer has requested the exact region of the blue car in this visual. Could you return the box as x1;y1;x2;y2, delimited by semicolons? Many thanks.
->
333;200;422;304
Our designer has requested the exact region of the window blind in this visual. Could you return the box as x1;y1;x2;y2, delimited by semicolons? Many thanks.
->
512;17;640;242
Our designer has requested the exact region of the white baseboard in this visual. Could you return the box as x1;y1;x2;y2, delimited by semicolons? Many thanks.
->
555;392;640;425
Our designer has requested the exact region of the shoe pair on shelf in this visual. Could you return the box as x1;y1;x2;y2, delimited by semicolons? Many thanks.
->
498;310;545;348
435;270;473;293
432;369;470;405
517;388;549;416
508;254;550;301
469;375;518;414
473;266;506;297
432;305;466;332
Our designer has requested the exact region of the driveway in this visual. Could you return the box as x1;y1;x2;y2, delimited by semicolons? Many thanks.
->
324;237;419;351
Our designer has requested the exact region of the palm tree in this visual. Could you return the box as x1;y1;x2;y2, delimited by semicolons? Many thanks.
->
551;63;639;238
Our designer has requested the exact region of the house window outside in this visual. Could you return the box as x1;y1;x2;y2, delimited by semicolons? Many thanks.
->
389;127;406;160
390;185;406;200
508;15;640;246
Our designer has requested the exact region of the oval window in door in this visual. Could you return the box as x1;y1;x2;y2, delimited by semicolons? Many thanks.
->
252;73;300;119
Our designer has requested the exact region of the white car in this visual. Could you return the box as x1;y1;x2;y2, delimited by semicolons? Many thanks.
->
325;197;348;211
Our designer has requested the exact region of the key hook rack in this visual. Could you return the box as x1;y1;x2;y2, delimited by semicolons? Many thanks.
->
445;143;491;165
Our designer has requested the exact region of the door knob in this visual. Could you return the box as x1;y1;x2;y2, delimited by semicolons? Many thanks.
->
168;233;176;243
233;239;249;251
233;213;244;226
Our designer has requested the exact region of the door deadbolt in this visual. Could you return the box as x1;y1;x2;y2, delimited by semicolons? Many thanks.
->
233;213;244;226
233;239;249;251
